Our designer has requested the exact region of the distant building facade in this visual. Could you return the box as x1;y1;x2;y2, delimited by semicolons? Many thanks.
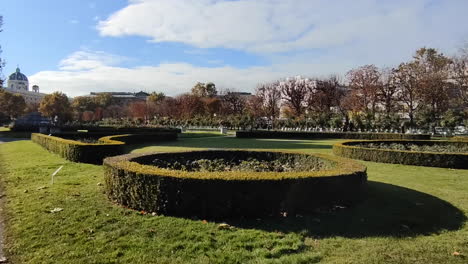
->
89;91;150;105
3;67;47;104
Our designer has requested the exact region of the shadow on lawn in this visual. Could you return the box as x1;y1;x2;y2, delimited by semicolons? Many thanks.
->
124;137;335;152
226;181;466;238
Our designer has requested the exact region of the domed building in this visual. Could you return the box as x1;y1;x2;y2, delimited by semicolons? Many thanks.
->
8;67;29;91
3;67;46;104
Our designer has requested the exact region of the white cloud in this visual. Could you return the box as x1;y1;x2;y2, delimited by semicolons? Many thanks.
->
29;49;350;97
29;1;468;97
97;0;468;53
58;50;129;71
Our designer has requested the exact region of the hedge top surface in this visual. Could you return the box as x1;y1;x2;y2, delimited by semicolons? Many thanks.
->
335;139;468;155
104;150;366;181
32;133;126;146
32;132;176;146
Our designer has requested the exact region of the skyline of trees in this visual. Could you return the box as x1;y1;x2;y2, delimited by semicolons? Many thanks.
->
2;46;468;132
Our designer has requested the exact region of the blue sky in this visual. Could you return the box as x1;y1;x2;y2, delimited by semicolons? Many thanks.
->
1;0;467;97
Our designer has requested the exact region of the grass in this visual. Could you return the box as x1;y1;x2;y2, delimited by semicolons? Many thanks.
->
178;131;227;138
0;137;467;263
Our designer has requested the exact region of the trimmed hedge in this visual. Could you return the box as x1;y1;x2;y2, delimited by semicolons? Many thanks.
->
451;136;468;142
103;150;367;218
236;130;431;140
31;132;177;164
333;140;468;169
60;125;181;134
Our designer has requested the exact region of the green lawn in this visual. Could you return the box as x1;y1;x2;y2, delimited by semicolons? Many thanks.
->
0;137;467;263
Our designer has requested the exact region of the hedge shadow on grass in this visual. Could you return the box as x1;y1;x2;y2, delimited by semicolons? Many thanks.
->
225;181;466;238
124;137;336;153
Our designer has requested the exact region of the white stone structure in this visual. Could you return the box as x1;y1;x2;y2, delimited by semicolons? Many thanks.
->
4;67;46;104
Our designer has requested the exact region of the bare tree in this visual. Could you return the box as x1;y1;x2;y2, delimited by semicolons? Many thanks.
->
309;76;343;113
452;43;468;105
279;76;311;117
0;16;5;85
346;65;381;121
256;81;281;127
413;48;452;126
378;68;399;118
393;62;420;126
221;90;246;115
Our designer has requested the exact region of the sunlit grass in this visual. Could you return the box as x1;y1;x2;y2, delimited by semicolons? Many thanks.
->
0;137;467;263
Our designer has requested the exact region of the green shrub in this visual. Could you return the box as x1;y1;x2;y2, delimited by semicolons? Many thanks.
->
150;152;332;172
236;131;431;140
451;136;468;142
333;140;468;169
31;132;177;164
103;150;367;218
355;142;468;153
31;133;123;164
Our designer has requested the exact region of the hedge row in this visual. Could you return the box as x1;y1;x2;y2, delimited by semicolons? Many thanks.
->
451;136;468;142
333;140;468;169
236;130;431;140
60;125;181;134
103;150;367;218
31;132;177;164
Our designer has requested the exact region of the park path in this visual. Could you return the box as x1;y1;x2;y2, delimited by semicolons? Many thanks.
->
0;138;27;263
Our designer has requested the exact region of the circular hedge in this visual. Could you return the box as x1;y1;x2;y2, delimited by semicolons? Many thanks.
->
333;140;468;169
103;150;367;218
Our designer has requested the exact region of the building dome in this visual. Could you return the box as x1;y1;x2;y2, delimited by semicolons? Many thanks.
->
9;67;28;82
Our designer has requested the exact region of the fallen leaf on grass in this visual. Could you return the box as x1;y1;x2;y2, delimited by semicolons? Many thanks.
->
218;223;235;230
50;208;63;213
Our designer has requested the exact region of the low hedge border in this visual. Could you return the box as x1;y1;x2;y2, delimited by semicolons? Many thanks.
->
103;150;367;218
236;130;431;140
451;136;468;142
31;132;177;164
333;140;468;169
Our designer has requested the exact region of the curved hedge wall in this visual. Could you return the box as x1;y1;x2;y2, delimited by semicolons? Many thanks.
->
31;132;177;164
333;140;468;169
103;150;367;218
236;130;431;140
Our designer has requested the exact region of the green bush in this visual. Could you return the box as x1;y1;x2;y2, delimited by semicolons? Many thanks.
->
60;125;181;134
451;136;468;142
103;150;367;218
236;130;431;140
31;132;177;164
333;140;468;169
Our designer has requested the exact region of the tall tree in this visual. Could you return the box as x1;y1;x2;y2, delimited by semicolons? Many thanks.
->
0;16;5;86
147;92;166;104
256;82;281;127
309;76;343;113
378;68;399;118
346;65;381;121
0;89;26;118
279;76;311;117
413;48;452;126
94;93;114;108
191;82;217;97
452;43;468;105
39;92;71;122
175;94;206;119
221;90;246;115
393;62;420;126
71;96;97;121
